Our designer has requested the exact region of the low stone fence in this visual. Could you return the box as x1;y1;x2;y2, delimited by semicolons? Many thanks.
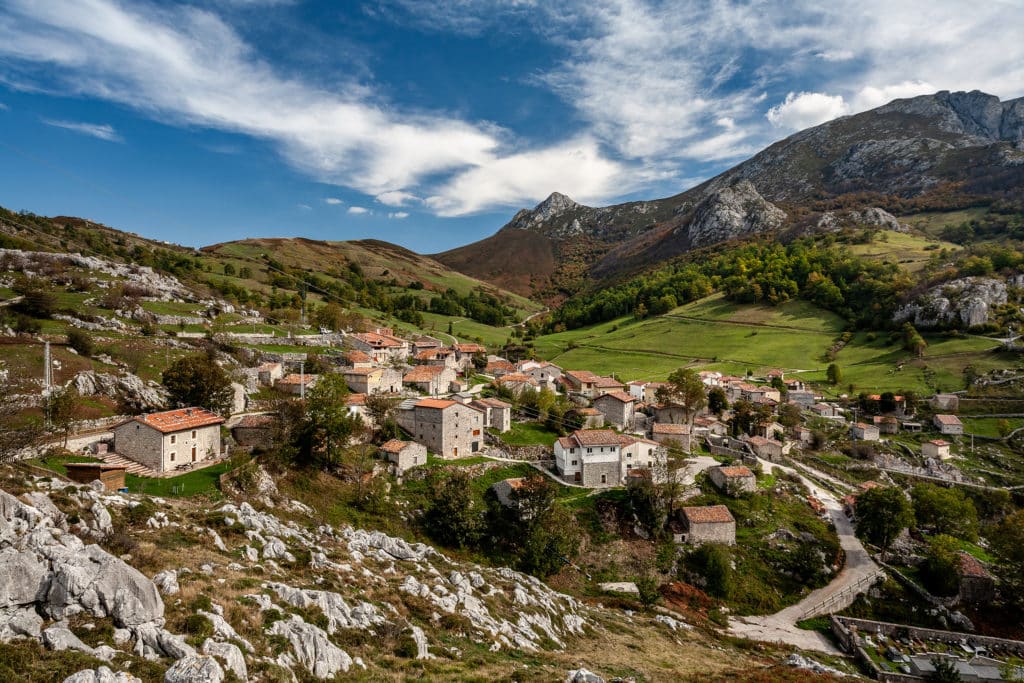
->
832;615;1024;660
486;444;551;461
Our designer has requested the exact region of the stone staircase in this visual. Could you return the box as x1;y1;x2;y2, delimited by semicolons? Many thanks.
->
99;452;157;477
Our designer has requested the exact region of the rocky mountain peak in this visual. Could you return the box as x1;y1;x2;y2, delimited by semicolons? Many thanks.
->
880;90;1024;144
684;180;787;249
508;192;583;231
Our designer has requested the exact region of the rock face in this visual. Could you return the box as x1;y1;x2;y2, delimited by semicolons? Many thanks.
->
509;192;583;232
683;181;787;249
63;667;142;683
817;207;907;233
163;654;225;683
268;615;353;679
895;277;1009;328
73;371;168;412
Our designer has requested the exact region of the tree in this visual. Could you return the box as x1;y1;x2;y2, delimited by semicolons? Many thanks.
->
11;276;56;319
902;322;928;357
928;656;963;682
707;387;728;415
424;470;484;549
997;418;1012;438
911;483;978;541
920;534;960;597
826;363;842;385
777;403;802;429
291;373;360;468
628;475;666;537
879;391;897;414
730;399;756;436
855;486;913;549
655;368;707;426
46;385;79;448
364;393;400;441
689;543;733;598
313;302;345;332
161;352;234;416
223;263;236;276
990;510;1024;607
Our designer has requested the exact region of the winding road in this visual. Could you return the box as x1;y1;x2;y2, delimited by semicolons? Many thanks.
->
727;458;882;654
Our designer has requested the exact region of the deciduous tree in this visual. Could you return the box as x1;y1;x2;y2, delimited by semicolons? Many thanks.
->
161;352;234;416
855;486;913;549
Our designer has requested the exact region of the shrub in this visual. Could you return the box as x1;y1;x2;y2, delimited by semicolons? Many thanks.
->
66;329;94;357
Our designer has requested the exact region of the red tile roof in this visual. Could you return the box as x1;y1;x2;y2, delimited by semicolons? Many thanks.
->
279;373;317;385
345;350;371;363
235;415;274;428
934;414;962;425
652;423;690;435
571;429;623;447
404;366;447;382
596;390;635;403
130;407;224;434
380;439;415;454
416;398;458;410
683;505;734;524
717;465;754;478
473;397;511;409
594;376;625;388
925;439;950;447
454;343;486;353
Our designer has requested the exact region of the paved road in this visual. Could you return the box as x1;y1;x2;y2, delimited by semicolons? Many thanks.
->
728;458;881;654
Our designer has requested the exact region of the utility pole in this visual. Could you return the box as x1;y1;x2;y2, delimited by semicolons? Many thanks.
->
43;341;52;429
299;361;305;400
300;283;306;326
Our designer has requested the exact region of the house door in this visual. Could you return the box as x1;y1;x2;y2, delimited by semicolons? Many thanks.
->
191;447;197;462
453;447;458;457
574;472;581;482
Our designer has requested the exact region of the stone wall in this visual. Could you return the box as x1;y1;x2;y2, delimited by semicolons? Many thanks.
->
581;460;619;488
113;422;164;471
687;521;735;546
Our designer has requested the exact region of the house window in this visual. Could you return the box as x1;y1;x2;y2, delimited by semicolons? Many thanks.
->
170;435;176;444
601;474;607;483
191;430;197;439
170;452;175;462
571;460;577;466
626;453;632;458
586;448;593;454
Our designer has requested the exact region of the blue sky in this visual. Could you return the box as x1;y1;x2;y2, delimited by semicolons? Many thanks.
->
1;1;1023;253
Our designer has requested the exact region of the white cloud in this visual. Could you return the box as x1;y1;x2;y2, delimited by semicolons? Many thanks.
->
296;203;312;210
42;118;123;142
375;190;419;206
0;0;625;216
815;49;854;62
0;103;8;110
426;137;625;217
388;211;409;219
347;206;369;215
853;80;937;111
324;197;343;205
765;92;849;130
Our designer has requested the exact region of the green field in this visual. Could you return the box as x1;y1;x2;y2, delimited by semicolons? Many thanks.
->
497;421;561;447
533;293;1013;393
845;231;961;273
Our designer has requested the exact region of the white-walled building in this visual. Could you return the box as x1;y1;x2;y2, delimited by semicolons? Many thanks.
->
113;407;224;473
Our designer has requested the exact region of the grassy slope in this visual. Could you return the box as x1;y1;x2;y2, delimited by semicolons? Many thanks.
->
533;292;1013;393
844;230;962;273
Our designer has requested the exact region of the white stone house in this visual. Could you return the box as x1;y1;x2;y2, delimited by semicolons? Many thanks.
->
113;407;224;473
850;422;881;442
922;439;952;460
379;439;427;473
403;365;457;395
933;414;963;435
677;506;735;545
471;397;512;433
554;430;624;487
344;367;402;395
256;362;283;386
408;398;483;458
593;390;637;429
650;423;692;453
348;328;410;364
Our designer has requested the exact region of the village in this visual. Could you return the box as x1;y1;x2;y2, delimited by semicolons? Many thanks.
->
18;319;1020;682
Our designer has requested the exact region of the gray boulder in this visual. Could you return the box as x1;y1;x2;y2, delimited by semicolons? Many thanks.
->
152;570;180;596
895;277;1008;328
42;624;95;655
163;654;224;683
0;605;44;641
63;667;142;683
202;639;247;681
267;615;352;679
0;547;49;607
566;669;605;683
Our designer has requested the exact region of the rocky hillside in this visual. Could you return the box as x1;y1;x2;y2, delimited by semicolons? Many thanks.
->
0;465;794;682
435;90;1024;300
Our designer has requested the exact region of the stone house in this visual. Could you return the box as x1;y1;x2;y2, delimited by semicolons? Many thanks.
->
471;397;512;433
650;423;692;453
933;414;963;435
379;439;427;473
563;370;624;399
744;435;788;461
921;439;952;460
231;414;275;449
518;360;562;390
412;335;444;352
692;416;728;437
276;373;318;395
408;398;483;458
491;477;526;513
678;505;735;545
593;391;637;429
956;551;995;604
930;393;960;412
708;465;756;495
554;430;625;487
850;422;881;441
113;407;224;473
344;367;402;395
348;328;410;364
793;426;815;446
570;407;605;429
873;415;900;435
788;389;816;407
403;365;457;395
752;421;786;440
485;358;516;376
414;348;457;369
493;373;539;394
256;362;284;386
784;378;805;392
811;403;843;420
345;393;369;425
620;436;666;476
452;343;487;372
